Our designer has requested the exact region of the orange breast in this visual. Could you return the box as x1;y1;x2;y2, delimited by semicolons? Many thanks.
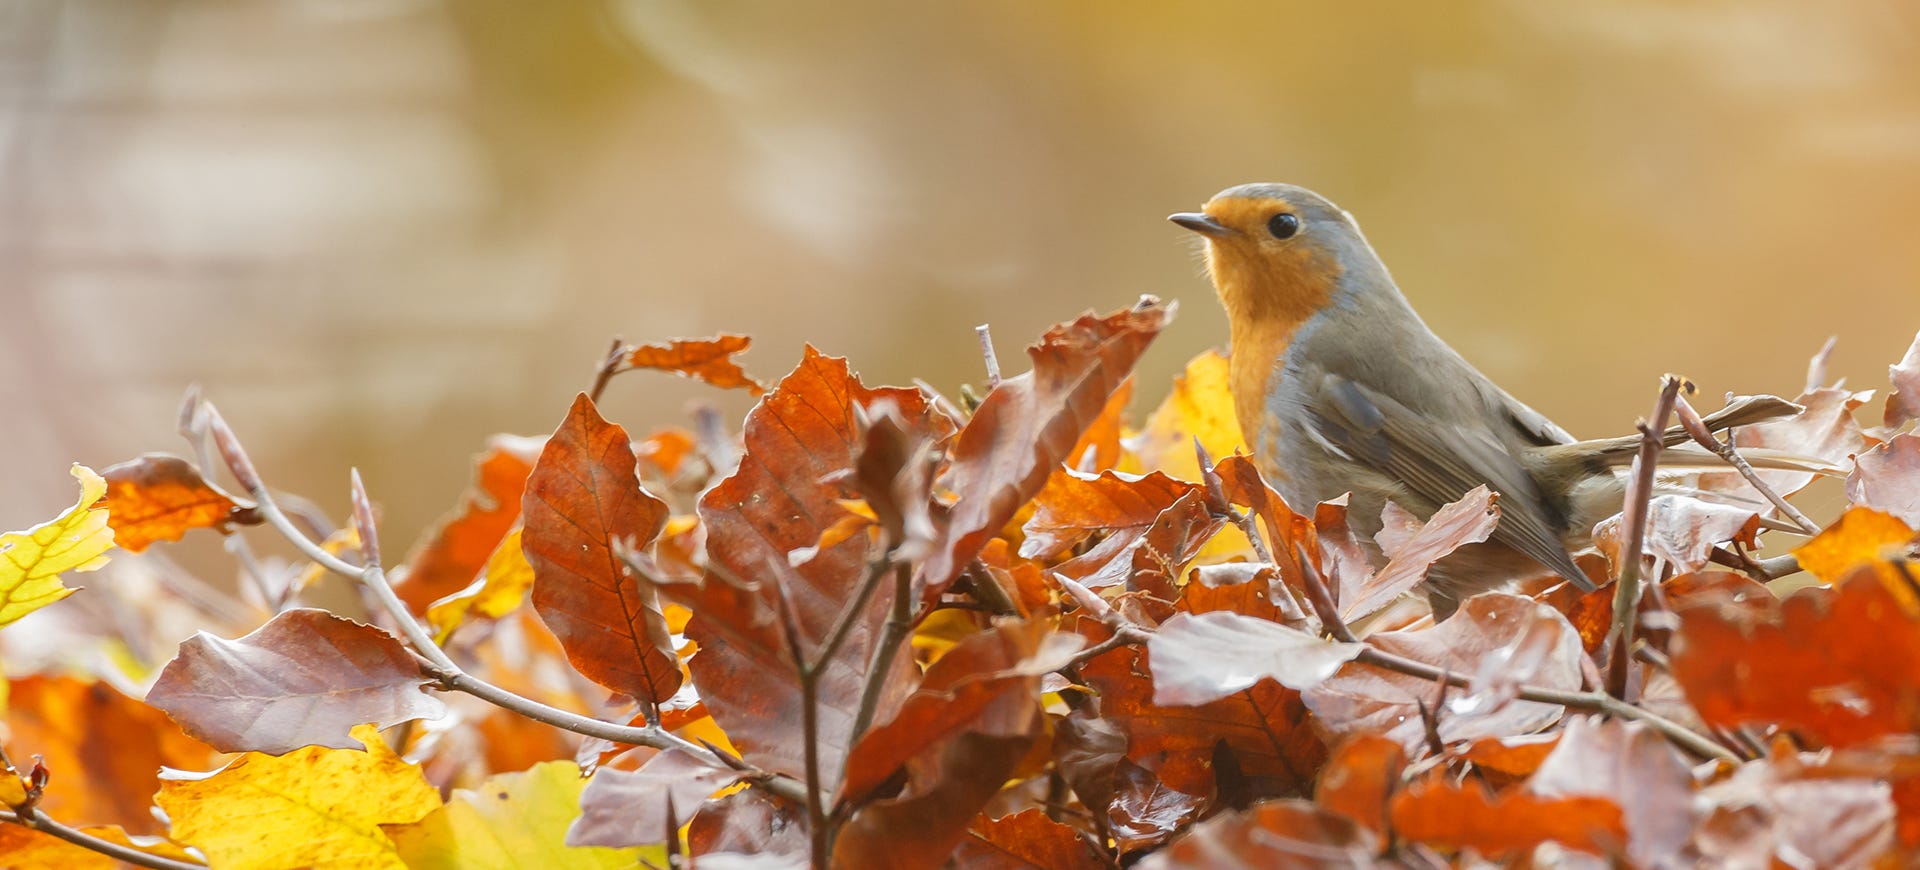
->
1208;234;1341;462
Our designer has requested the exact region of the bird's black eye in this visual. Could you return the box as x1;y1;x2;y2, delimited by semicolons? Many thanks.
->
1267;212;1300;239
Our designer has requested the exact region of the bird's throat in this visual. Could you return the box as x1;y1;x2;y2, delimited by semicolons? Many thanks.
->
1211;244;1339;461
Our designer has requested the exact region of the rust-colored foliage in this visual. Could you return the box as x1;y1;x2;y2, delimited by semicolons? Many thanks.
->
98;454;249;551
24;318;1920;868
523;394;681;706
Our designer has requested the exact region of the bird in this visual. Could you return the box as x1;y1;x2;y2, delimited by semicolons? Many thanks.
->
1170;183;1800;615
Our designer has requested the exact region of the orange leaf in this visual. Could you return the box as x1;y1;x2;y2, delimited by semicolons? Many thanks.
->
953;808;1104;870
1135;800;1376;868
395;436;538;613
98;454;247;552
4;675;212;834
1794;506;1917;585
523;394;680;705
1388;775;1624;858
621;334;766;395
1315;734;1407;836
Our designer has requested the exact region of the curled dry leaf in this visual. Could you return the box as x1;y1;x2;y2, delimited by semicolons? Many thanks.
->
921;299;1175;601
522;394;680;706
1847;432;1920;528
1673;568;1920;747
1885;329;1920;429
620;334;767;395
688;347;951;783
1052;489;1223;593
147;608;446;755
1147;611;1362;705
1133;799;1377;869
1108;756;1211;854
1180;562;1310;629
1344;485;1499;622
98;453;249;552
687;788;809;865
1692;746;1897;867
395;436;538;613
0;822;197;870
1303;593;1584;755
1592;494;1762;574
1527;716;1697;869
568;749;743;849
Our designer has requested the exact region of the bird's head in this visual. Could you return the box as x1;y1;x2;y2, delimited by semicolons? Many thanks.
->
1170;183;1383;327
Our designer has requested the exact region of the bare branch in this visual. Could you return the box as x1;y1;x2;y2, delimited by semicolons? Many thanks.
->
1674;397;1819;535
1609;376;1685;700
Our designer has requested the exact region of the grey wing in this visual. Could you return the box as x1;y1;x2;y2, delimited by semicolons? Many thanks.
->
1306;374;1594;591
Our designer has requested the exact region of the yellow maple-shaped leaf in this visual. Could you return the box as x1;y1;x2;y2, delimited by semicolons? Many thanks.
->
385;760;656;870
426;527;536;643
1122;349;1247;483
1;464;114;628
157;723;440;869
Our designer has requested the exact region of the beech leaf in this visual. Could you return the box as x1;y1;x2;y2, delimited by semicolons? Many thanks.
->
569;749;742;849
388;760;649;869
621;334;766;395
147;608;446;754
99;453;247;552
1344;485;1499;621
1;464;113;628
1847;433;1920;528
1147;611;1362;705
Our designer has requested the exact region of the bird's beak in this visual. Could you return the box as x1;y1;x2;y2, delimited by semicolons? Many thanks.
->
1169;212;1232;238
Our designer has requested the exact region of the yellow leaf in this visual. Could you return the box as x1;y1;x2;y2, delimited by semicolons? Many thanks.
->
427;528;535;642
0;823;197;870
0;465;113;628
1122;349;1246;483
385;760;657;870
1795;507;1918;584
157;723;440;870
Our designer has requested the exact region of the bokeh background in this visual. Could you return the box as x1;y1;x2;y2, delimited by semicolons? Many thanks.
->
5;1;1919;561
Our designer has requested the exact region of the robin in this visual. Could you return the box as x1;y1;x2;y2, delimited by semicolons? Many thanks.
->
1171;183;1798;614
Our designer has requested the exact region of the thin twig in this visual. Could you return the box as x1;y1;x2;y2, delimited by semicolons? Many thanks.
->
211;412;810;806
975;324;1001;388
814;552;895;670
0;809;204;870
852;562;914;738
772;580;828;870
1295;542;1358;643
1609;376;1685;700
587;336;627;405
1195;438;1275;566
1674;400;1819;535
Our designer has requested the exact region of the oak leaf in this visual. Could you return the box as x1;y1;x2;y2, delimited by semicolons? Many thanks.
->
1020;470;1200;561
147;608;445;754
1345;486;1499;621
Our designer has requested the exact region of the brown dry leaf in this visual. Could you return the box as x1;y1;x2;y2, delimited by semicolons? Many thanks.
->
1701;386;1867;498
1052;489;1224;594
621;334;766;395
1133;799;1378;869
3;675;212;834
1389;774;1624;859
1179;563;1309;629
1314;734;1407;837
1527;716;1697;868
1793;506;1917;585
522;393;680;705
1593;495;1763;574
396;436;538;613
1458;733;1561;780
146;608;445;754
1078;615;1325;800
952;808;1104;870
1885;330;1920;429
832;621;1072;868
1692;745;1897;867
1344;486;1499;622
1146;611;1361;705
1847;433;1920;528
1312;496;1375;608
98;453;248;551
568;749;742;848
687;788;809;865
686;346;952;784
1021;470;1200;561
1303;593;1584;755
1124;348;1246;483
1673;568;1920;747
1108;755;1211;854
921;299;1175;601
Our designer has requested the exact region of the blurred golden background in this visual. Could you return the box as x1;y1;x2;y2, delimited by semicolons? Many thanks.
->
5;1;1919;564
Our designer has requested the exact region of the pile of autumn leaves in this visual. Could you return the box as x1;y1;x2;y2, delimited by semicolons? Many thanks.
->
4;299;1920;868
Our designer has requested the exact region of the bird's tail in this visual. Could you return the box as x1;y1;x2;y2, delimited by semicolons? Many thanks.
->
1561;394;1820;467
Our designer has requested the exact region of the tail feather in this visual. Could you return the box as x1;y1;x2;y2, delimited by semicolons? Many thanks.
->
1568;394;1803;462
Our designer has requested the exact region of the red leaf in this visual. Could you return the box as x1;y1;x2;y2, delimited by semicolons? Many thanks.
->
1178;563;1309;629
1303;593;1584;755
952;808;1104;870
568;749;743;848
1135;800;1378;869
921;299;1175;601
621;334;767;395
147;609;445;754
522;394;680;704
1146;611;1361;705
395;437;538;613
686;347;951;782
99;454;248;552
1672;568;1920;747
1847;433;1920;528
686;788;809;863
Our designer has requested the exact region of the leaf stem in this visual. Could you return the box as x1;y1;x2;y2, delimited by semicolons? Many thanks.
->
0;808;205;870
